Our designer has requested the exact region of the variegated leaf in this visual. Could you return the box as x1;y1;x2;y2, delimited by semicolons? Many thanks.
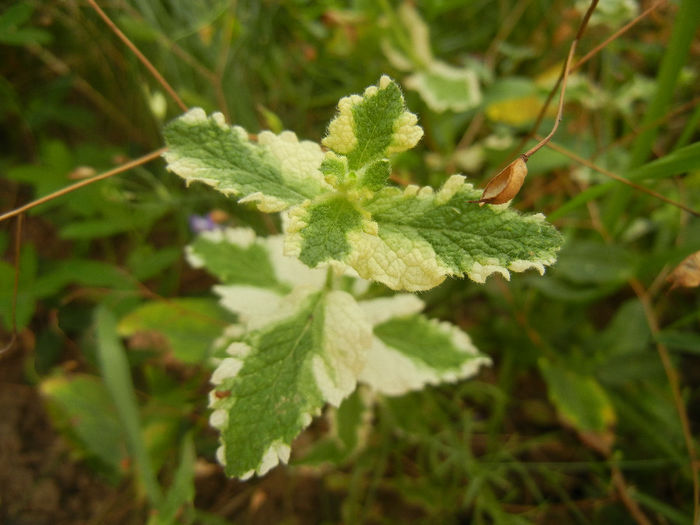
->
163;110;330;212
208;288;372;478
286;176;562;291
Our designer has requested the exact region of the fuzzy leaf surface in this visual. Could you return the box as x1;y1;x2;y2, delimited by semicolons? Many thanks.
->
322;75;423;171
163;109;329;212
209;288;372;478
287;176;563;291
359;295;490;395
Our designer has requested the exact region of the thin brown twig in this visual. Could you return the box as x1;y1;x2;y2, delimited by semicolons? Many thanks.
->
522;39;578;160
0;214;24;355
510;0;598;158
628;277;699;522
572;0;668;72
577;430;653;525
605;95;700;152
539;137;700;217
610;467;652;525
85;0;188;113
0;148;166;223
27;44;149;144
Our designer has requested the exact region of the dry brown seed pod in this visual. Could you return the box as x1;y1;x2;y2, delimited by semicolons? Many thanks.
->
470;155;528;206
668;251;700;289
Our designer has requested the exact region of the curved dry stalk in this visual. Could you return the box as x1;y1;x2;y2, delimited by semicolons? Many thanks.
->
540;138;700;217
628;278;700;522
572;0;668;72
473;0;598;204
0;148;166;223
85;0;188;113
521;39;578;160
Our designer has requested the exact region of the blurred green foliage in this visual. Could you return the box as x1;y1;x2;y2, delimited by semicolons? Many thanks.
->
1;0;699;523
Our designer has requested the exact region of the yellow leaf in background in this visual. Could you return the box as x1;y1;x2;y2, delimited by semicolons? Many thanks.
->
535;62;564;88
485;95;549;126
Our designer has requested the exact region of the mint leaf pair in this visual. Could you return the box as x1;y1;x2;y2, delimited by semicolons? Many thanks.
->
164;76;562;292
190;228;490;479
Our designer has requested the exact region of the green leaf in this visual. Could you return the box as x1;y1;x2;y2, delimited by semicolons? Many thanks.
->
404;61;482;113
127;246;181;281
95;306;162;505
0;3;34;30
40;373;127;475
358;294;490;395
321;76;423;171
539;358;616;433
208;288;372;478
287;176;562;291
294;387;373;466
187;228;284;289
654;331;700;355
59;210;163;240
0;3;51;46
163;110;330;212
118;298;234;363
554;240;636;284
32;259;137;297
293;195;365;268
149;434;196;525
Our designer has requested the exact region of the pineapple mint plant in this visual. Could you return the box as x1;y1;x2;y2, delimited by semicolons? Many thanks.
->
163;76;563;479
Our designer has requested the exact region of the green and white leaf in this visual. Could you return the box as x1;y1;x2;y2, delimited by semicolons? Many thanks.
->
163;110;330;212
380;5;482;113
287;175;563;291
208;287;373;478
358;294;490;395
404;61;482;113
294;386;373;467
381;4;433;71
187;227;327;292
321;75;423;171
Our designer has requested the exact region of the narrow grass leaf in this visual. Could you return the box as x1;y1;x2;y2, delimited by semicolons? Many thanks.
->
96;305;162;506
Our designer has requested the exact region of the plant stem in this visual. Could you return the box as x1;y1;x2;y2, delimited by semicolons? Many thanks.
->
0;149;166;223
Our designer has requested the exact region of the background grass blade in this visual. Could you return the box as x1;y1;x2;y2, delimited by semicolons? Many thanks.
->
95;305;163;507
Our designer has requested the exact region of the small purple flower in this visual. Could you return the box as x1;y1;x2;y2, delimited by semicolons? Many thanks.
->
189;214;217;233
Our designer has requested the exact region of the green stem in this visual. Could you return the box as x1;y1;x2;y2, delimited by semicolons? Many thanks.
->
674;101;700;150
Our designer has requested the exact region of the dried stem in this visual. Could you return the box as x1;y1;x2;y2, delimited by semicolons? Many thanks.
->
85;0;188;113
512;0;598;159
27;44;149;144
522;38;578;160
610;467;652;525
572;0;668;72
540;137;700;217
628;277;699;522
0;148;166;223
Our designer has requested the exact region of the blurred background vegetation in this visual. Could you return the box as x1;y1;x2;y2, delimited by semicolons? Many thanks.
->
1;0;699;523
